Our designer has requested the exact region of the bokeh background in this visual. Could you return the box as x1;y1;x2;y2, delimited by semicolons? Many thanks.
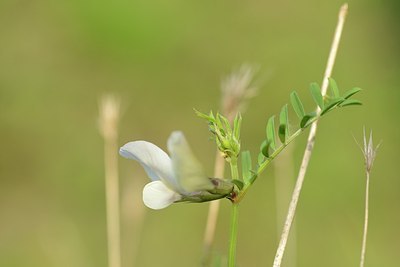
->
1;0;399;266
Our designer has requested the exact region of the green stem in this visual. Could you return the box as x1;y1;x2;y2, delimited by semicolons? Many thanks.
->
227;157;240;267
228;203;239;267
229;157;239;180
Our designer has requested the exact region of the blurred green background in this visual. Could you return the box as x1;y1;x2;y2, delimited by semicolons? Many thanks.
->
1;0;399;266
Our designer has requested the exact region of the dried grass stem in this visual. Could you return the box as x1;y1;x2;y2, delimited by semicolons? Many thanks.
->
273;4;349;266
99;95;121;267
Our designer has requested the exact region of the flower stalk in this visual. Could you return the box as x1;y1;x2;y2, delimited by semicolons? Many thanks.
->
228;203;239;267
229;158;239;183
228;158;240;267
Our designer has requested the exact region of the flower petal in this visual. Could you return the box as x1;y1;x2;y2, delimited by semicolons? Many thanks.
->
119;141;179;190
167;131;213;193
143;181;181;210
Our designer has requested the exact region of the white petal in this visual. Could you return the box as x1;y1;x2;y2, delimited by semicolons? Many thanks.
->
167;131;213;193
143;181;181;210
119;141;179;190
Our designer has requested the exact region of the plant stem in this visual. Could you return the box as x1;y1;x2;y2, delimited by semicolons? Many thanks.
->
358;129;379;267
227;157;240;267
360;171;370;267
230;157;239;181
228;203;239;267
274;146;297;267
99;95;121;267
202;65;258;266
273;4;348;267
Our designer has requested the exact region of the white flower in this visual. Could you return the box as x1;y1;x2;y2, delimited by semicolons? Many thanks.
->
119;131;213;210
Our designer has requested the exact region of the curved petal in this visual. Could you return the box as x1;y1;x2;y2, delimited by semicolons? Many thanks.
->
167;131;213;193
143;181;181;210
119;141;179;190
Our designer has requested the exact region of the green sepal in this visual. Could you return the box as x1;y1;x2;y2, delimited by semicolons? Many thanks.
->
178;178;234;203
196;109;241;161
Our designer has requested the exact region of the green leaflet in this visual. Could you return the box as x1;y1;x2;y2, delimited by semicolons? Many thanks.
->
257;151;266;165
300;112;317;128
278;104;289;143
310;82;324;109
338;99;362;107
233;113;242;140
321;97;345;116
342;87;362;99
231;179;244;190
328;78;340;98
260;140;270;158
241;150;252;184
266;116;276;150
290;91;305;119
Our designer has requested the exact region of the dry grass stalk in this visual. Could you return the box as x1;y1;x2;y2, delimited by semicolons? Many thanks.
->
357;129;380;267
274;145;297;267
273;4;349;267
221;64;258;122
99;94;121;267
